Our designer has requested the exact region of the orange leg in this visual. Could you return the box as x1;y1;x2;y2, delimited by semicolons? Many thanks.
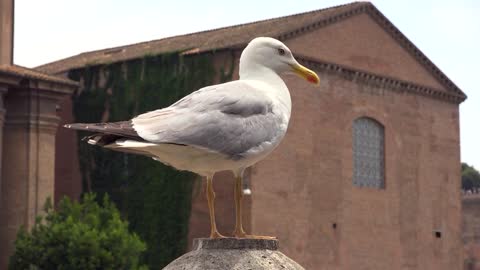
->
233;175;276;240
206;176;225;239
233;175;247;238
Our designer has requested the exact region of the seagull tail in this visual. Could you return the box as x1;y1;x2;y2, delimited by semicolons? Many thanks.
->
63;123;103;132
63;123;131;146
64;121;142;142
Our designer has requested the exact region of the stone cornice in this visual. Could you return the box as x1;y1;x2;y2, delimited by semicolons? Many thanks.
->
4;114;59;133
277;3;364;41
17;79;77;95
3;88;64;133
0;65;77;95
276;3;467;103
298;56;465;104
0;72;19;86
8;85;73;101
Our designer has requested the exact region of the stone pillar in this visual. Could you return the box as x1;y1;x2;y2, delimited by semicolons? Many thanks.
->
0;0;14;65
164;238;305;269
0;86;7;206
0;87;64;268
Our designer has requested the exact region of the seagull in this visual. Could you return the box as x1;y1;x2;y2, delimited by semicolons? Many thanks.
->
65;37;320;239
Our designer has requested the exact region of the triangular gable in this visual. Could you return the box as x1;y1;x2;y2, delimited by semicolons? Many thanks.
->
279;3;465;100
286;12;447;92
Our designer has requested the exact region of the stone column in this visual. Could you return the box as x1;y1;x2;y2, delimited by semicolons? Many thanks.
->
0;86;7;207
0;0;14;65
0;87;65;268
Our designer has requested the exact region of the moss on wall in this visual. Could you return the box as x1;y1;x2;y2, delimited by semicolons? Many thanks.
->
68;51;234;268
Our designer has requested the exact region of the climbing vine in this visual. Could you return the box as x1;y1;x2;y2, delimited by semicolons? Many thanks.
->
68;51;235;269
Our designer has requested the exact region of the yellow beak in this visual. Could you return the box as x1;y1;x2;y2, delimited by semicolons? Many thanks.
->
291;63;320;85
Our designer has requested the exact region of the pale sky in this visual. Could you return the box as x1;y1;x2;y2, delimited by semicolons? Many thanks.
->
14;0;480;170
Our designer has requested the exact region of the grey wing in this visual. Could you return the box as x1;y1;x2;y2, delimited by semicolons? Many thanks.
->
131;81;281;158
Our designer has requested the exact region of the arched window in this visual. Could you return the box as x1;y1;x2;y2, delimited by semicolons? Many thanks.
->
353;117;385;189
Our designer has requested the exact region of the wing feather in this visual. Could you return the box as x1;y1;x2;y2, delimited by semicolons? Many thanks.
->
64;121;142;141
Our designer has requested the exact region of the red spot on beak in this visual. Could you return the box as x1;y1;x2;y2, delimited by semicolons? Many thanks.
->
308;75;318;84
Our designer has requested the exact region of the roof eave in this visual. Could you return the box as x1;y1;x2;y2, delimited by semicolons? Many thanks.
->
0;69;78;94
297;56;466;104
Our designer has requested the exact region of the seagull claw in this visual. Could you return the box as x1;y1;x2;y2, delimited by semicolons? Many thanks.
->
243;234;277;240
210;231;226;239
233;229;276;240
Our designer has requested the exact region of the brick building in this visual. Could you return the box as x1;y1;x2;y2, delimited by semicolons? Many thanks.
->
463;195;480;270
36;2;466;269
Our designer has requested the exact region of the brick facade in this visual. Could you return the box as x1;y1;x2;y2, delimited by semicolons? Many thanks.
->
463;195;480;269
249;71;461;269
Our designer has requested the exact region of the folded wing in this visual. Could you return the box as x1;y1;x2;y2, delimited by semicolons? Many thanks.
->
132;80;282;159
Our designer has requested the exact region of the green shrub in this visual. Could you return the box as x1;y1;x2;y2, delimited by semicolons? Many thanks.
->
8;194;148;270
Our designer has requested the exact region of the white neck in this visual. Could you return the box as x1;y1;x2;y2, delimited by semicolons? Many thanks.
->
240;64;283;85
239;64;292;117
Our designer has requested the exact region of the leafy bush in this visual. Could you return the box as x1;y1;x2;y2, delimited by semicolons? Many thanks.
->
8;193;148;270
462;163;480;191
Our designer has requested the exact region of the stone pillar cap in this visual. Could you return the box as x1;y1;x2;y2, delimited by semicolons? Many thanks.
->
193;238;279;250
164;238;305;270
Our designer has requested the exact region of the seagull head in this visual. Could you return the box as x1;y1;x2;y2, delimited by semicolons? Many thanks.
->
239;37;320;85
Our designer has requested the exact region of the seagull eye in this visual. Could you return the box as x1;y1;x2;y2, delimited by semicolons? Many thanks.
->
277;48;286;56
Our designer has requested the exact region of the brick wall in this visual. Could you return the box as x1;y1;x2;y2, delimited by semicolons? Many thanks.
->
248;69;462;270
463;196;480;270
55;95;83;204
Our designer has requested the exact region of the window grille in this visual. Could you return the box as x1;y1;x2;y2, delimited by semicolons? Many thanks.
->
353;117;385;188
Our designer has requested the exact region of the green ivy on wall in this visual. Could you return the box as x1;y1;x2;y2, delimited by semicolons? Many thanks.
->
68;51;234;269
